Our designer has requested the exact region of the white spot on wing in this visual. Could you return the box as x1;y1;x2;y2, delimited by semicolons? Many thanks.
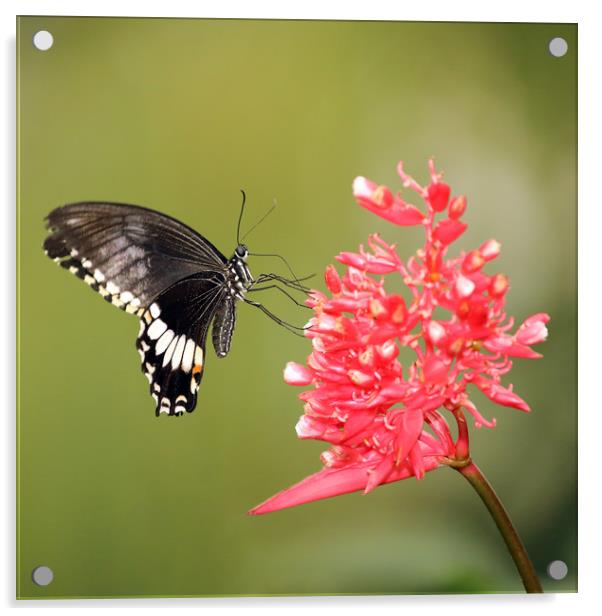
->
120;291;134;304
147;318;167;340
163;336;179;367
155;329;175;355
138;320;145;337
106;281;120;295
171;336;186;370
94;269;105;283
181;339;195;373
150;303;161;319
194;347;204;366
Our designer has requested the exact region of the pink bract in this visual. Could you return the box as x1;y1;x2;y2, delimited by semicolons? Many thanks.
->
250;160;549;516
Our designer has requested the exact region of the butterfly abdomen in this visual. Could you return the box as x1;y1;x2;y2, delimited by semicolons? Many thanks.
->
212;298;236;358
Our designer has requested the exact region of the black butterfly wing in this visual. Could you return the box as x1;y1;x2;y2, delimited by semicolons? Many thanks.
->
44;201;234;417
43;202;228;312
136;272;231;416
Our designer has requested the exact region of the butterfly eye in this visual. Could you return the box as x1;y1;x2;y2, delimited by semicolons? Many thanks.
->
235;244;248;260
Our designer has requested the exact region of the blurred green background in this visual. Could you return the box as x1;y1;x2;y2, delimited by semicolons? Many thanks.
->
17;17;576;598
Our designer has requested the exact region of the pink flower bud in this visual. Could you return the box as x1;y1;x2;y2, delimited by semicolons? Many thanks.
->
474;378;530;412
483;336;542;359
455;274;476;298
295;415;324;439
284;362;313;386
348;369;375;387
427;182;451;212
358;347;376;368
376;340;399;361
448;195;467;219
387;295;407;324
462;250;486;273
480;239;501;261
324;264;342;294
515;313;550;345
370;298;388;320
427;321;447;345
336;251;365;269
353;176;425;226
489;273;509;298
433;218;467;245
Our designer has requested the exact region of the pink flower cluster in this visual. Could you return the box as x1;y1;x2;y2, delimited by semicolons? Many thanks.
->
250;160;549;515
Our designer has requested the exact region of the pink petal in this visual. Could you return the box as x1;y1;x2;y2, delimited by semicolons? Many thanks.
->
295;415;329;439
394;408;424;466
340;409;377;441
353;176;425;226
461;398;497;429
422;355;449;384
483;336;542;359
448;195;467;219
324;264;342;294
283;362;313;385
515;313;551;346
480;239;501;261
473;378;530;413
433;218;467;245
364;457;395;494
455;274;476;298
249;466;373;515
249;455;443;515
336;251;365;269
362;259;400;274
427;321;447;345
348;369;375;387
427;182;451;212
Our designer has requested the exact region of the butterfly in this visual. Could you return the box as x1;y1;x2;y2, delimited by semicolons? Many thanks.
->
43;194;309;417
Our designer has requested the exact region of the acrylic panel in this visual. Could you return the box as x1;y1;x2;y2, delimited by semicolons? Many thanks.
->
16;16;577;598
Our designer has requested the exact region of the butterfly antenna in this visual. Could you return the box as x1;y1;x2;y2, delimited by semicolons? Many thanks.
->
241;201;276;242
236;189;247;245
243;197;307;288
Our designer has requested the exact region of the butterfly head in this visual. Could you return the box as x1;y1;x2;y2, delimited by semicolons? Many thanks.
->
234;244;249;262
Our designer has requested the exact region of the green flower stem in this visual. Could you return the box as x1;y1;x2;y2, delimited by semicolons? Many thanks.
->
455;461;543;593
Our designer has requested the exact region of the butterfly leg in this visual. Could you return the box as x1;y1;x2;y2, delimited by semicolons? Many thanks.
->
247;284;311;308
254;273;313;293
243;298;308;337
